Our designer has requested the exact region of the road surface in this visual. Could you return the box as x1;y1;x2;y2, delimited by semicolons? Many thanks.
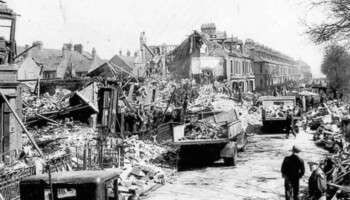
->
146;130;328;200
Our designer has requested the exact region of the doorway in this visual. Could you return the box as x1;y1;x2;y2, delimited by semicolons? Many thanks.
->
0;96;10;162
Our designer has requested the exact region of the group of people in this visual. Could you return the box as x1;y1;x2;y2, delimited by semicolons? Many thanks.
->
281;99;328;199
281;146;327;200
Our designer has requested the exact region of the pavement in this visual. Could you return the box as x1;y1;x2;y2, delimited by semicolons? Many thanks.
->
145;130;328;200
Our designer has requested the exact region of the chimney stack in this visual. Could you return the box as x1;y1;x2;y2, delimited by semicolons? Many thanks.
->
73;44;83;54
91;47;96;59
62;43;73;58
23;44;30;58
119;50;122;56
134;52;138;57
126;50;131;57
32;41;43;50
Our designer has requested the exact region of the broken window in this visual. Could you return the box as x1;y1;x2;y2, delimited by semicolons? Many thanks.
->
0;19;11;41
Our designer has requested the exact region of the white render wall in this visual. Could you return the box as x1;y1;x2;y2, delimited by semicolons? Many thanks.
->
191;56;224;76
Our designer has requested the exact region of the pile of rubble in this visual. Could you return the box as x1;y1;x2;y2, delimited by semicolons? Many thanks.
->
313;123;343;153
211;95;261;130
119;135;177;194
22;90;70;118
306;101;348;153
189;85;215;109
180;121;227;140
123;135;176;168
27;121;97;156
264;105;288;119
305;100;350;198
11;81;262;198
320;151;350;199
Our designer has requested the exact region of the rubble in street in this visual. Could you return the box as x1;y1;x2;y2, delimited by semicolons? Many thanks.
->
3;80;261;197
302;100;350;199
6;79;350;200
1;1;348;199
119;135;177;194
320;151;350;199
8;76;350;200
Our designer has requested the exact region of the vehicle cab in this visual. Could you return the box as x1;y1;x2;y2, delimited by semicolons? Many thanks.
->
20;170;122;200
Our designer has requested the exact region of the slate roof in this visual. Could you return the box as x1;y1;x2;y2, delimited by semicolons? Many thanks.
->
17;46;62;71
109;54;136;72
87;54;140;79
17;46;104;75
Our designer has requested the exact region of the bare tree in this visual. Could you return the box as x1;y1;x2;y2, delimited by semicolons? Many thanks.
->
307;0;350;43
321;44;350;96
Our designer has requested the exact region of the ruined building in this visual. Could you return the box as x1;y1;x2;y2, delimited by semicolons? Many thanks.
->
0;3;22;162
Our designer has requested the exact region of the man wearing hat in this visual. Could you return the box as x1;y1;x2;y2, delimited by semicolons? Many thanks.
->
281;145;305;200
308;161;327;200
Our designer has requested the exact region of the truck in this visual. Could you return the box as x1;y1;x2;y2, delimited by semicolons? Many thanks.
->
171;109;247;169
19;169;126;200
260;96;296;133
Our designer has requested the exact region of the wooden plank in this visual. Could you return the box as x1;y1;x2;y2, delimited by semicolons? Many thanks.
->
3;103;10;158
120;113;125;139
0;101;3;159
127;84;134;101
102;89;110;127
110;88;118;134
173;139;229;146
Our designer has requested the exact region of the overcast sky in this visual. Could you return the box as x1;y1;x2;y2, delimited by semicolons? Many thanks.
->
8;0;325;77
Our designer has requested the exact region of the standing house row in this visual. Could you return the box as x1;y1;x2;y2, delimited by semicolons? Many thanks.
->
167;29;255;93
245;39;301;90
167;23;311;92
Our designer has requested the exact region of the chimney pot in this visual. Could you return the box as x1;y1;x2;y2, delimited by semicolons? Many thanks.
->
64;43;72;51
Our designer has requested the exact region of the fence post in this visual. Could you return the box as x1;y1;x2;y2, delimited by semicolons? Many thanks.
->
83;144;87;170
88;143;91;169
118;148;120;168
75;146;79;169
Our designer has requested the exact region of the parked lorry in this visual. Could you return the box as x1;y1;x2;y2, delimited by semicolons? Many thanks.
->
19;169;126;200
171;109;247;169
260;96;296;133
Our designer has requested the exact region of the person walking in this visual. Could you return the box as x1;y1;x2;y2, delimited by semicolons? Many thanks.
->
273;87;278;96
238;88;243;106
308;162;327;200
285;111;295;138
281;146;305;200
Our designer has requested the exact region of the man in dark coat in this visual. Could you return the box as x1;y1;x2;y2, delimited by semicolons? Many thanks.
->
308;162;327;200
285;111;295;138
281;146;305;200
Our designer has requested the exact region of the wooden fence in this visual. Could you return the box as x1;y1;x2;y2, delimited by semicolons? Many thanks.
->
72;142;125;170
0;166;35;200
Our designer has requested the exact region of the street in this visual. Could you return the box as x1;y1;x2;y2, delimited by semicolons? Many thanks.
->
146;130;328;200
